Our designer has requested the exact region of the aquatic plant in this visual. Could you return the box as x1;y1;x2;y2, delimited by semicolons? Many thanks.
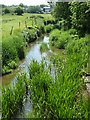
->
2;73;27;119
40;42;49;52
28;56;88;118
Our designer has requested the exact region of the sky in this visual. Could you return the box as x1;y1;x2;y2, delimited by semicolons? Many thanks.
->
0;0;48;6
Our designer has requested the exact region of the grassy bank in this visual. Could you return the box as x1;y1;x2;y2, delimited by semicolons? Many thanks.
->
2;13;54;38
27;28;89;118
2;30;89;119
2;13;56;75
2;13;89;119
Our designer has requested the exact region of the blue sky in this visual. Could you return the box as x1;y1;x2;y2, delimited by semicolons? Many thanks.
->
0;0;48;6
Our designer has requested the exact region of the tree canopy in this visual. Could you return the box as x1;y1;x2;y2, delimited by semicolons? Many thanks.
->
52;1;90;33
27;6;41;13
14;6;24;15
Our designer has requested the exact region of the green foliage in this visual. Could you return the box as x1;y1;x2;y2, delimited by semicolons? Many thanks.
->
49;29;71;49
8;61;17;69
52;2;71;21
2;66;13;75
27;6;41;13
3;8;10;14
40;42;49;52
2;73;27;119
69;2;90;33
23;29;37;43
2;37;19;67
66;34;89;68
44;25;53;33
14;6;24;15
28;54;88;118
40;4;48;8
2;32;25;75
12;32;25;59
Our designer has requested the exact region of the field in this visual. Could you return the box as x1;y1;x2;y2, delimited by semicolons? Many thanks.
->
2;13;54;38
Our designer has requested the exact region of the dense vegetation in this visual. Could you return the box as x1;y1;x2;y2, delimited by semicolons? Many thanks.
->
52;2;90;33
2;14;55;75
1;3;49;15
2;1;90;119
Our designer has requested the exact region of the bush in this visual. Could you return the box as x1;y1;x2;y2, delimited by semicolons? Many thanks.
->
4;8;10;14
12;33;25;59
8;61;17;69
2;38;19;67
40;42;49;52
14;6;24;15
68;28;78;35
44;25;53;33
2;32;25;75
66;35;88;67
49;29;71;49
27;29;37;42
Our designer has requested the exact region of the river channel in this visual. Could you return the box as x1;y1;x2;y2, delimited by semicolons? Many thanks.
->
2;34;65;118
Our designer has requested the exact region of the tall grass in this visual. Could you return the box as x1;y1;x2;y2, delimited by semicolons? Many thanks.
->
2;14;51;75
49;29;72;49
27;29;89;118
2;31;25;75
40;42;49;52
27;56;88;118
2;72;28;119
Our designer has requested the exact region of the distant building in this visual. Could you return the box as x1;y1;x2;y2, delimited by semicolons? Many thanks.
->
43;7;51;13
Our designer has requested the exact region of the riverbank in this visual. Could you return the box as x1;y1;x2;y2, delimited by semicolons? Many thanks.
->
2;13;58;75
2;30;89;118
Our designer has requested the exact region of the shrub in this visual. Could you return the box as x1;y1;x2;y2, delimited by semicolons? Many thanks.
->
2;38;19;67
14;6;24;15
68;28;78;35
40;42;49;52
44;25;53;33
49;29;71;49
2;31;25;75
2;66;13;75
66;35;88;67
27;29;37;42
4;8;10;14
8;61;17;69
12;33;25;59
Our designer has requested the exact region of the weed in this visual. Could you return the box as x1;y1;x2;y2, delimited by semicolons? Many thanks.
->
40;42;49;52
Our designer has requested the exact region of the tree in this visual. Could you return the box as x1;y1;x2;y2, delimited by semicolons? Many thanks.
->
19;3;24;7
14;6;24;15
52;2;71;20
27;6;41;13
69;2;90;32
4;8;10;14
40;4;48;8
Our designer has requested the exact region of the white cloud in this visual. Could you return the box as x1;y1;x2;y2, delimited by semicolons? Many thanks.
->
0;0;48;6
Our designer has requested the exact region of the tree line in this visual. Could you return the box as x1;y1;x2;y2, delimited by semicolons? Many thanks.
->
51;1;90;33
1;3;49;15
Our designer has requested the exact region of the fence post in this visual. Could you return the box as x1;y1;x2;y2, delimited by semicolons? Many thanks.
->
10;26;13;35
35;18;37;25
19;22;20;27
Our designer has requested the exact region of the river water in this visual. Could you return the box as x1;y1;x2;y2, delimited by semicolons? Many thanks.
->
2;34;65;118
